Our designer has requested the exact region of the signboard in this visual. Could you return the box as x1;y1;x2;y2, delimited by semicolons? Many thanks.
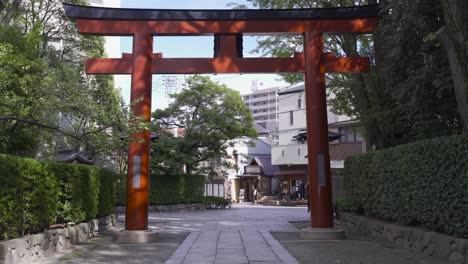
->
245;165;261;174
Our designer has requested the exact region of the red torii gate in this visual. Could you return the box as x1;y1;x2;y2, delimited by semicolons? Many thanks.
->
64;3;378;233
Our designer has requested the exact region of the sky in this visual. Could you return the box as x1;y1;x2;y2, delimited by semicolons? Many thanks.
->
112;0;290;110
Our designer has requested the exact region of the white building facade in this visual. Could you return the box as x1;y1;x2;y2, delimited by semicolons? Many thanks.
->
271;84;365;199
241;82;280;124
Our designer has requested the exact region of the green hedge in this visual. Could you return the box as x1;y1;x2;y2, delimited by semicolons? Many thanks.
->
149;174;205;205
342;135;468;238
0;154;116;240
116;174;205;205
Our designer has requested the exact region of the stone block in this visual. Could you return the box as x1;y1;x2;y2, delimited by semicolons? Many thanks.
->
44;240;56;257
110;214;117;226
34;247;45;259
55;234;66;253
449;251;464;264
67;226;77;244
112;230;158;243
7;238;29;259
0;241;7;262
300;227;345;240
44;230;57;243
5;249;18;264
89;219;99;237
40;236;49;251
78;223;90;239
453;239;468;255
29;234;45;247
432;232;455;258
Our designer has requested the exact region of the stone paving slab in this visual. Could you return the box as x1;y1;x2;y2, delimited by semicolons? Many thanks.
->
41;232;189;264
271;231;449;264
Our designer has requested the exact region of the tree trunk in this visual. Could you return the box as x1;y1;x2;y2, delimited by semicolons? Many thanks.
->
0;0;22;25
341;32;386;149
437;0;468;132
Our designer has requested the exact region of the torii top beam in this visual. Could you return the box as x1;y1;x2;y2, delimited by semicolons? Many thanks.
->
63;3;378;75
63;3;378;35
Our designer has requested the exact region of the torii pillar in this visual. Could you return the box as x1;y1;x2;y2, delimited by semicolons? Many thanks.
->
303;31;336;234
125;32;153;231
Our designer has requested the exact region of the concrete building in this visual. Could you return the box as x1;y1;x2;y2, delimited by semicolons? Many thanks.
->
223;137;279;203
271;84;366;199
241;81;280;125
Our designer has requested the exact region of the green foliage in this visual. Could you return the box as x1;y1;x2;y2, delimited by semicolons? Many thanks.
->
0;2;129;163
0;154;58;240
152;75;257;175
242;0;462;148
342;135;468;237
0;154;116;240
115;174;127;206
182;174;205;203
148;174;205;205
98;169;116;216
0;25;55;156
374;0;462;143
202;196;230;208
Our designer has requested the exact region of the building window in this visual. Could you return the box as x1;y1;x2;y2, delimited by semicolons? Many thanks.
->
298;98;301;109
282;150;284;156
298;148;300;156
289;111;294;125
339;127;363;143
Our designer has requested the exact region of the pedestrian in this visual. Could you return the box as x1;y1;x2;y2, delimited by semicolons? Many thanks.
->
305;183;310;213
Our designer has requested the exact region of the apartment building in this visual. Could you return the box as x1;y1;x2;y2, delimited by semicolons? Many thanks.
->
241;82;280;124
271;84;366;199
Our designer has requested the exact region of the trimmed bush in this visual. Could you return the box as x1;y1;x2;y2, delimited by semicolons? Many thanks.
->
115;174;127;206
149;174;205;205
0;154;116;240
0;155;58;240
116;174;205;205
182;174;205;203
150;174;184;205
342;135;468;238
98;169;116;217
203;196;229;209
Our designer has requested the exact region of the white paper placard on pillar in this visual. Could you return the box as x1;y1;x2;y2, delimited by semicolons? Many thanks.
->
133;156;141;188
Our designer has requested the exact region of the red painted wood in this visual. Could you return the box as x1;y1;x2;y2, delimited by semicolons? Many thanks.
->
304;31;334;228
85;55;369;74
125;32;153;231
76;18;377;35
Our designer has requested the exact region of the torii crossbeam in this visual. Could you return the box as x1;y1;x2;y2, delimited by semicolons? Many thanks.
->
64;3;378;232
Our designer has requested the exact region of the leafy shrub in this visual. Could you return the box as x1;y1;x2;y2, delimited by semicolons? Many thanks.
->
0;155;58;240
0;154;116;240
98;169;116;217
148;174;205;205
343;135;468;238
115;174;127;206
202;196;229;208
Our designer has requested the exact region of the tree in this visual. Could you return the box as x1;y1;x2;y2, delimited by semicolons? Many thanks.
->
240;0;462;148
0;0;129;164
151;76;257;175
436;0;468;132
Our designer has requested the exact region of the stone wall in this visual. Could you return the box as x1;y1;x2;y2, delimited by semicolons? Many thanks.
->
0;215;117;264
339;212;468;264
114;204;206;213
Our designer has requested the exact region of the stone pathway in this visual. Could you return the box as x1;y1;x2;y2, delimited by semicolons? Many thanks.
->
43;204;449;264
158;204;306;264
